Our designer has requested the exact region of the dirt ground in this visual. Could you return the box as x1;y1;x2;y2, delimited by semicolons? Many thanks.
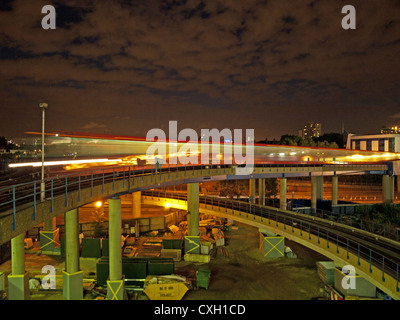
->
178;222;327;300
0;221;329;300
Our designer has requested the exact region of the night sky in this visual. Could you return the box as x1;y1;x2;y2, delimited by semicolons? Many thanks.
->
1;0;399;141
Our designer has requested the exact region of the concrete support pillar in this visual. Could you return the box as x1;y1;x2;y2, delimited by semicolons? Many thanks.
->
316;176;323;200
8;233;29;300
107;197;126;300
41;217;57;252
382;175;394;204
109;197;122;281
259;178;265;205
332;175;338;206
11;233;25;276
311;176;317;213
131;191;141;218
63;208;83;300
311;176;323;213
280;178;287;210
187;183;199;237
249;178;256;204
44;217;56;231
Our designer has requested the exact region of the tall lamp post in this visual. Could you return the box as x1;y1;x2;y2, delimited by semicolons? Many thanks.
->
39;102;48;202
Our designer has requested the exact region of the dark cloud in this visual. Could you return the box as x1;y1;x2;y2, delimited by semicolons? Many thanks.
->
0;0;14;12
0;0;399;140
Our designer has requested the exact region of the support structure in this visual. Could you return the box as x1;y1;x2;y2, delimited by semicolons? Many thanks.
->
259;178;265;206
311;176;323;213
382;175;394;204
280;178;287;210
332;175;338;206
63;208;83;300
41;217;58;252
107;197;126;300
249;178;256;204
185;183;200;254
8;233;29;300
187;183;199;237
131;191;141;218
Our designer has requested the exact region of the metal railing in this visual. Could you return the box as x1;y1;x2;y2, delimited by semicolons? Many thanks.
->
0;161;387;232
291;203;400;242
143;190;400;295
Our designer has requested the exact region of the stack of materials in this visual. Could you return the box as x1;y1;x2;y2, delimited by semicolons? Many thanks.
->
200;230;225;247
316;261;335;286
161;238;183;261
214;231;225;247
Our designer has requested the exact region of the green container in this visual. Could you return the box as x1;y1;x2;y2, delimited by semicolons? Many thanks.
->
101;239;109;257
123;262;147;279
96;262;109;286
96;257;175;287
81;238;101;258
196;268;211;289
148;261;174;275
162;239;183;250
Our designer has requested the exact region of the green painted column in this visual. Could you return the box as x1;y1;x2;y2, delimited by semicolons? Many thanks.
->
332;175;338;206
8;233;29;300
11;233;25;276
132;191;141;218
259;178;265;205
249;178;256;204
109;197;122;281
382;175;394;204
187;183;199;237
65;209;79;273
107;197;126;300
63;208;83;300
280;178;287;210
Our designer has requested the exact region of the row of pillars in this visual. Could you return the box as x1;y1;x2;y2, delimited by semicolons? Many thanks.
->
249;174;396;211
7;208;83;300
6;174;396;299
6;190;143;300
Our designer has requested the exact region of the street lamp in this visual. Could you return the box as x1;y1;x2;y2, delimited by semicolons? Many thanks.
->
39;102;48;201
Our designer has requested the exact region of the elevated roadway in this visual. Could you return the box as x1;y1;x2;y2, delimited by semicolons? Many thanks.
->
0;161;398;299
142;191;400;299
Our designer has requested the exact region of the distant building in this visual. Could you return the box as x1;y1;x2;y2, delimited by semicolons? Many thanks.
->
300;122;321;138
346;133;400;152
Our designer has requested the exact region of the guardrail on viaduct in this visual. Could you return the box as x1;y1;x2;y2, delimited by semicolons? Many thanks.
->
142;191;400;300
0;162;387;245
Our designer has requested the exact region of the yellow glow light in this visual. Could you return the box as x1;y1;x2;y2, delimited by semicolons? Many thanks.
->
164;202;171;208
95;201;102;208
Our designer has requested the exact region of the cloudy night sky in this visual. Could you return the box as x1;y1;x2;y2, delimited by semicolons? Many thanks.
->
0;0;399;141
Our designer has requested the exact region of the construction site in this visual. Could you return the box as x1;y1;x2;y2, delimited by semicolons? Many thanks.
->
0;181;393;301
